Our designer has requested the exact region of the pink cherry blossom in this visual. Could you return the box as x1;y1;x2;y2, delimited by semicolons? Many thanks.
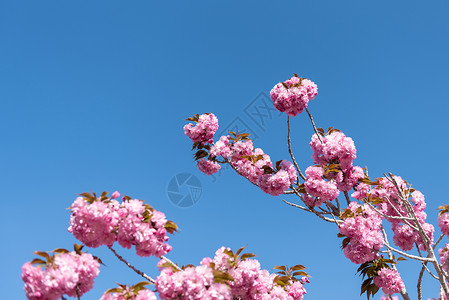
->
270;75;318;116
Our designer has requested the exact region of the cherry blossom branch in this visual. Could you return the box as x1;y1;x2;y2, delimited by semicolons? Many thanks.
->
282;198;339;224
287;116;306;182
305;108;323;143
416;246;439;280
325;202;340;225
417;235;445;300
335;198;341;214
418;264;425;300
388;174;449;298
383;243;434;262
363;200;414;221
107;246;155;284
75;285;81;300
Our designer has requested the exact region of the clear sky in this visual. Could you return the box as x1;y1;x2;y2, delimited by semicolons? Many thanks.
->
1;1;449;299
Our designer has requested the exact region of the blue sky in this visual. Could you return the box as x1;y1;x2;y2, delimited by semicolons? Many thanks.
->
1;0;449;299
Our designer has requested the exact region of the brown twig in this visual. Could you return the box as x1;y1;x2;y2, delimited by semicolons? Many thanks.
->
287;116;306;182
108;246;155;284
160;255;182;271
305;108;323;144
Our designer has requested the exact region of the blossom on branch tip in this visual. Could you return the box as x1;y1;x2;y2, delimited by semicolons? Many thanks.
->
270;74;318;116
184;113;219;144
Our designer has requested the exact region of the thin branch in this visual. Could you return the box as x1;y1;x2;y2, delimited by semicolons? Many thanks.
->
335;198;341;214
287;116;306;181
416;246;439;280
418;263;425;300
363;200;414;221
325;202;339;225
434;233;445;250
282;199;312;213
75;285;81;300
343;191;351;206
383;243;434;262
305;108;323;143
108;246;155;284
282;199;339;224
389;173;449;298
160;255;182;271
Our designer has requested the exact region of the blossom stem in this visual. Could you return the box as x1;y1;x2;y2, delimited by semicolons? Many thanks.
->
160;255;182;271
107;246;155;284
287;116;306;182
305;108;323;144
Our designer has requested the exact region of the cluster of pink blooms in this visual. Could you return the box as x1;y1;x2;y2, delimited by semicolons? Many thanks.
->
257;160;297;196
439;244;449;272
338;202;384;264
100;288;157;300
270;75;318;116
68;191;173;257
310;131;357;171
354;177;434;252
156;246;308;300
438;213;449;238
197;158;221;175
184;113;297;195
304;166;340;206
300;131;363;207
184;113;219;144
373;268;405;296
22;251;100;300
156;263;231;299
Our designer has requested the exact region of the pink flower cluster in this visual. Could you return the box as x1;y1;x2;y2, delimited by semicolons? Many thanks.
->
68;192;174;257
209;134;297;196
438;213;449;238
184;113;219;144
439;244;449;272
258;160;297;196
304;166;340;206
184;115;298;196
156;246;308;300
68;195;122;248
270;75;318;116
197;158;221;175
229;141;272;184
22;251;100;300
310;131;357;171
373;268;405;296
360;177;434;252
156;264;231;299
300;131;363;207
100;288;157;300
338;202;384;264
